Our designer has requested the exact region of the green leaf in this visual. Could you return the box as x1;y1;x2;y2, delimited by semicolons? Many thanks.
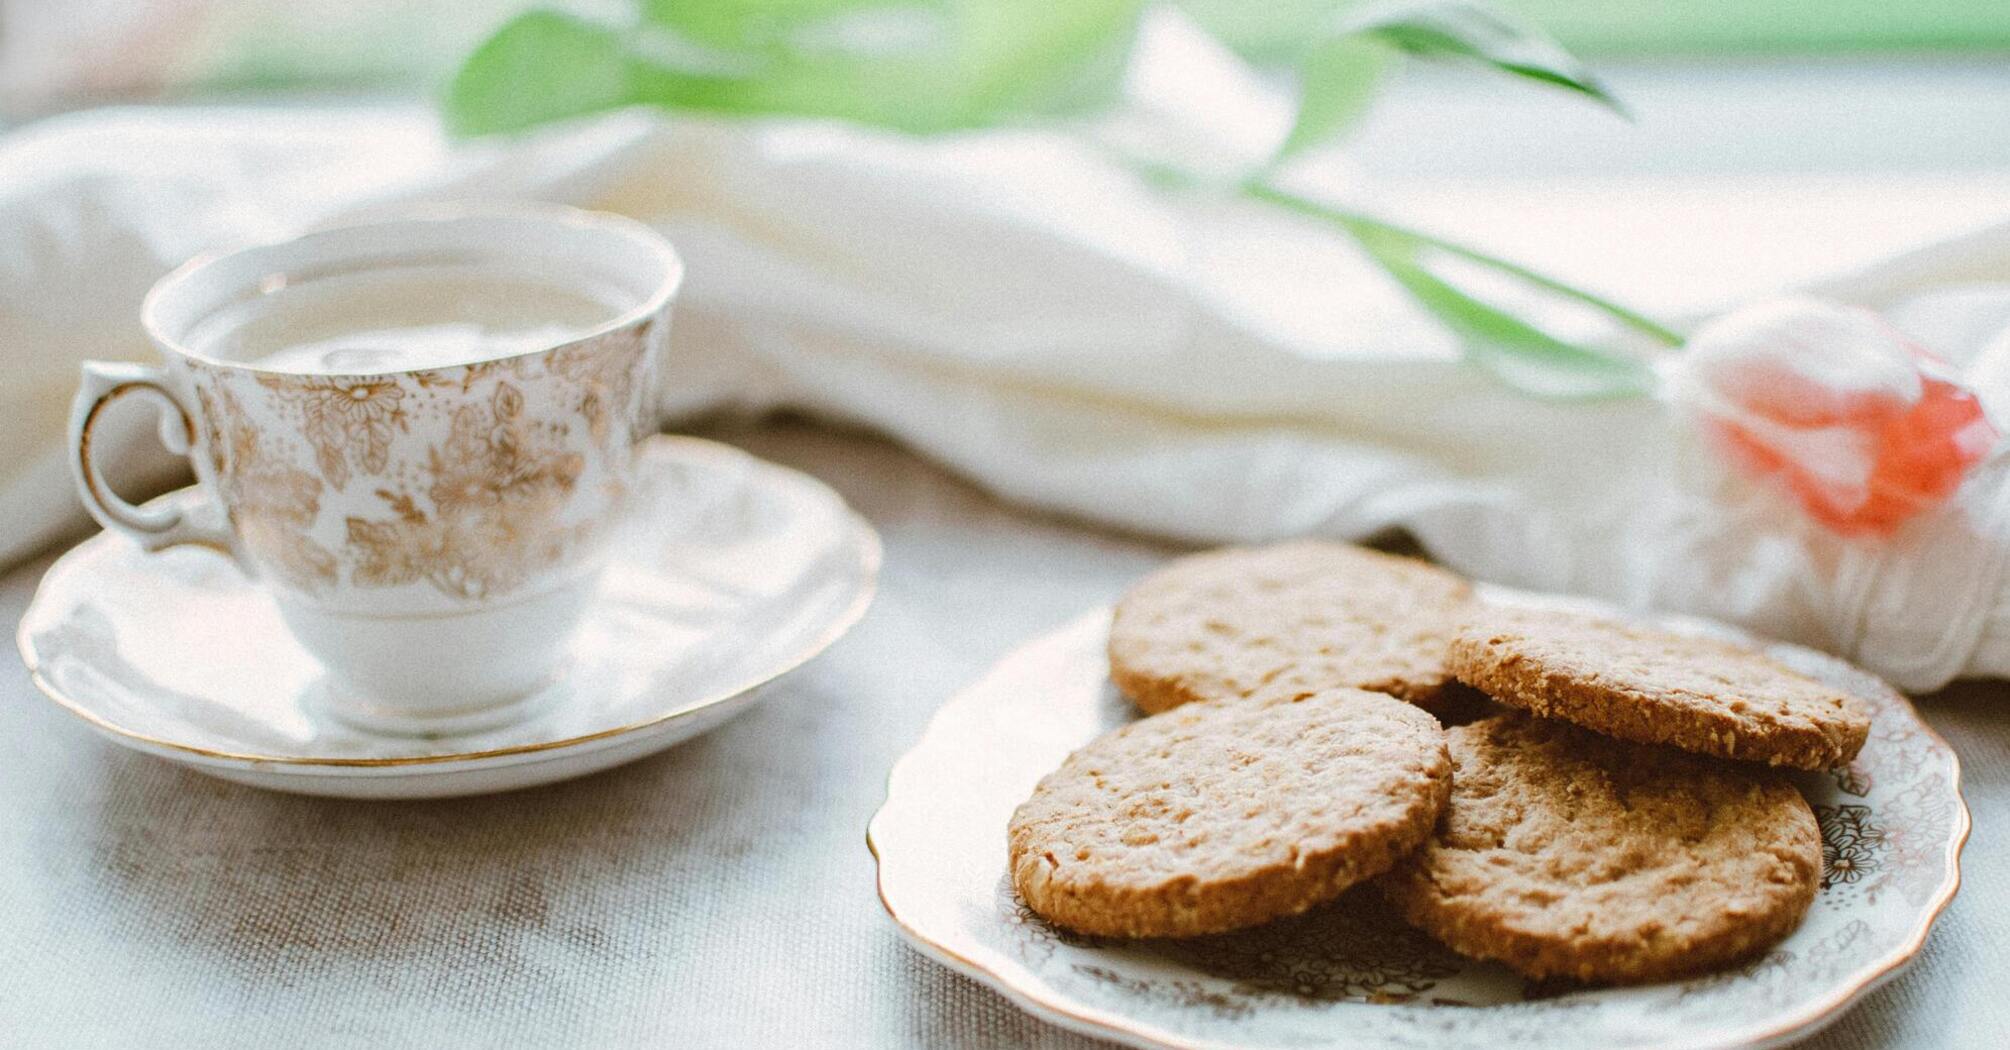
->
1246;182;1667;399
1368;243;1657;398
1253;1;1619;172
1342;0;1624;115
446;1;1145;138
445;12;640;137
1173;0;1346;63
639;0;927;52
1273;34;1389;162
1380;221;1681;347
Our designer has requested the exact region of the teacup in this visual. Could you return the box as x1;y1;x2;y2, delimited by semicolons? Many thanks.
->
68;205;683;734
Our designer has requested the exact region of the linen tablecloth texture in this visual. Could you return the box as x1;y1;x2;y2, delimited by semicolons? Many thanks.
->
8;96;2010;692
1;423;2004;1048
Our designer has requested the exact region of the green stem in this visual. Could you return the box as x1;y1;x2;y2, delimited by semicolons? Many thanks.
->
1242;179;1685;349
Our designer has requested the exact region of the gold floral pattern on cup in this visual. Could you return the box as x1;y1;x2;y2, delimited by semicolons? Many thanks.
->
193;380;340;592
182;323;656;604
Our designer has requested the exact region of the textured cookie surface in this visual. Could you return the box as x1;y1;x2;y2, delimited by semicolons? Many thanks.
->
1109;542;1473;715
1382;713;1821;984
1449;605;1870;770
1008;688;1451;938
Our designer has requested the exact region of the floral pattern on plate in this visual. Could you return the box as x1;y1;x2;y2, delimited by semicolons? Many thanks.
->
869;588;1967;1050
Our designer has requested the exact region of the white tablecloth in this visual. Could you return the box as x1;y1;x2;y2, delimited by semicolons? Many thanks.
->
1;421;2005;1048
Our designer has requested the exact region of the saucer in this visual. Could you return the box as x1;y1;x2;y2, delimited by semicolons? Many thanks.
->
18;436;880;799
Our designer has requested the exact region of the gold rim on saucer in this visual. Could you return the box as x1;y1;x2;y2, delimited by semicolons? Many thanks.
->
18;436;881;769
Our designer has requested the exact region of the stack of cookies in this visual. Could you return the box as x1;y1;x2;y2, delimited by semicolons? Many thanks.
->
1007;541;1871;985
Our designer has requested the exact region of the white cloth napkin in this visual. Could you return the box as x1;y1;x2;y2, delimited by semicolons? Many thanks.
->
6;99;2010;692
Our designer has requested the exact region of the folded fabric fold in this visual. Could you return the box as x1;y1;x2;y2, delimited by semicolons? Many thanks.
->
4;103;2010;690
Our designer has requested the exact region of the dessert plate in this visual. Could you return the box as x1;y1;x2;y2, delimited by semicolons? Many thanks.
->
869;589;1967;1050
19;436;879;798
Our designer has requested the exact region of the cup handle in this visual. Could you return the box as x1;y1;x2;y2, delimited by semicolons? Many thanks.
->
68;360;235;553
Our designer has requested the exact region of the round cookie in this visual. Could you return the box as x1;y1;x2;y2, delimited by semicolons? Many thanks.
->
1008;688;1451;938
1108;542;1473;715
1381;713;1821;985
1449;605;1870;770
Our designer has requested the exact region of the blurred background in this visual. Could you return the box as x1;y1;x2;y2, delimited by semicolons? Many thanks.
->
7;0;2010;116
7;1;2009;174
6;1;2007;400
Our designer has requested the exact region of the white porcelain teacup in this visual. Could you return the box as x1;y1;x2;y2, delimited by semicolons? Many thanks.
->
68;205;682;734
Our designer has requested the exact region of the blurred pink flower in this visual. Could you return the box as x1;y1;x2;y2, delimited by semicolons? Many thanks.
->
1673;297;1998;536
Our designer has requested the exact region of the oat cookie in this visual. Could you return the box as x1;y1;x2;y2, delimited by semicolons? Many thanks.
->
1108;542;1473;715
1382;713;1821;984
1449;605;1870;770
1008;688;1451;938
